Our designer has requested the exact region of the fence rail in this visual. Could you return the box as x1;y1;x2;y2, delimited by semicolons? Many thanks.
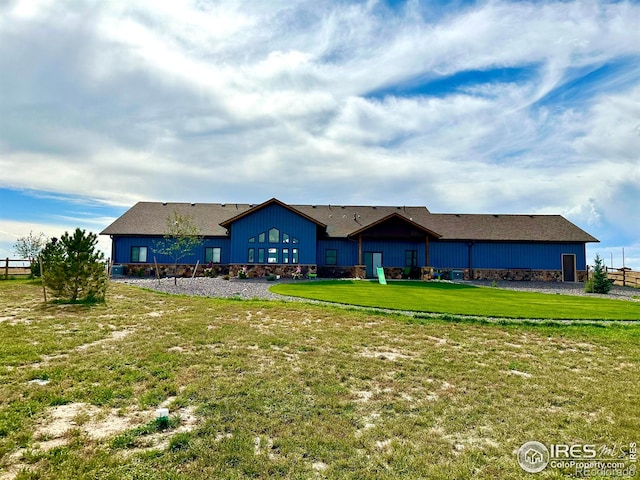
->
606;267;640;288
2;258;32;279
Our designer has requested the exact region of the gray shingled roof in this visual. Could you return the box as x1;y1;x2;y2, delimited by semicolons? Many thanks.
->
101;200;598;243
101;202;252;236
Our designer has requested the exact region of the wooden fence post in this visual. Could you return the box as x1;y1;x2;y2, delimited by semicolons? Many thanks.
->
39;257;47;302
4;258;8;280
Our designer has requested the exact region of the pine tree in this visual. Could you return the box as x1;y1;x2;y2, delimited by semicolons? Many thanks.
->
585;254;612;294
40;229;108;302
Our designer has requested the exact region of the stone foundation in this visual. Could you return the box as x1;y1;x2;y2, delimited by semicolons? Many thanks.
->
317;266;360;278
469;269;587;282
120;264;229;278
118;264;586;283
229;264;317;279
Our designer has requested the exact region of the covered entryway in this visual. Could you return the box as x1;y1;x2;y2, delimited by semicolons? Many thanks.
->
562;254;576;282
350;213;442;279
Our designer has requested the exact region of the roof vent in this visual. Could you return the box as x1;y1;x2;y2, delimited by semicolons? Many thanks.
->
191;202;196;206
493;215;499;218
221;203;226;207
162;202;167;206
312;205;316;208
372;206;377;209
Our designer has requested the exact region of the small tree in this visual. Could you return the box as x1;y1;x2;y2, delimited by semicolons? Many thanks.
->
40;229;108;302
154;212;203;285
13;231;47;277
585;254;612;294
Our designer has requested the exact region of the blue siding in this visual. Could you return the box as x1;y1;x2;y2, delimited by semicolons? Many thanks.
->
361;240;425;267
229;203;318;264
317;239;358;266
430;241;587;270
113;236;230;264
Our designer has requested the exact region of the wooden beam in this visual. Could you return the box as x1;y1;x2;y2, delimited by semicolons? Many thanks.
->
425;237;429;266
358;235;362;265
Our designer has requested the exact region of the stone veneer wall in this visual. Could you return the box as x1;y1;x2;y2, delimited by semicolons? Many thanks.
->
468;269;587;282
229;264;317;278
121;264;230;278
120;264;586;283
417;267;587;282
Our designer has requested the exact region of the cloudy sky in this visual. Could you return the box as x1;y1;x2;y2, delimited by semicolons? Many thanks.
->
1;0;639;268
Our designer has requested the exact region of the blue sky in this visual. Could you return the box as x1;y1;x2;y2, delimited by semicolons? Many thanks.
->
1;0;639;269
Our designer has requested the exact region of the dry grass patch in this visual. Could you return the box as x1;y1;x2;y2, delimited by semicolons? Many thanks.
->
0;280;639;479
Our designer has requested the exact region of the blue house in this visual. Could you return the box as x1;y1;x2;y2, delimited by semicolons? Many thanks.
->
101;198;598;281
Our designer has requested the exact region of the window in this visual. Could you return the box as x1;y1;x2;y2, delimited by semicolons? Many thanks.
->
248;236;255;243
268;248;278;263
131;246;147;263
258;232;266;243
292;248;299;264
258;248;265;263
282;233;290;243
405;250;418;267
248;248;255;263
269;228;279;243
282;248;289;263
292;237;299;244
205;247;221;264
325;249;337;266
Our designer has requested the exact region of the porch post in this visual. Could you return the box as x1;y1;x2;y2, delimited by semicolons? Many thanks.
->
425;236;429;266
358;234;362;265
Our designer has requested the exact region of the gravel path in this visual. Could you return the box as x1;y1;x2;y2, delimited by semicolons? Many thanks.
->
113;277;639;303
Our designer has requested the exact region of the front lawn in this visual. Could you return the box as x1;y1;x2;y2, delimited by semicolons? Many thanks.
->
270;280;640;320
1;280;639;479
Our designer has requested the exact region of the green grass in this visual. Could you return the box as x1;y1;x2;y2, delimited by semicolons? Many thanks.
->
1;279;639;479
270;280;640;320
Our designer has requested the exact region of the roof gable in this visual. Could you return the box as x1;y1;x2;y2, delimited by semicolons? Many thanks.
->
348;213;442;239
219;198;327;229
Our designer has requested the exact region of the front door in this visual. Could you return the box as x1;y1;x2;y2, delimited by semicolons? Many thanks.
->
364;252;382;278
562;254;576;282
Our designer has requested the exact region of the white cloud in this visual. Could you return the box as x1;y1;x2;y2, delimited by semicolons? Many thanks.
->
0;0;639;268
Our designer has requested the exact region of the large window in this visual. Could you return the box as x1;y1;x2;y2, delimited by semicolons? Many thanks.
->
325;249;337;265
405;250;418;267
131;246;148;263
246;230;299;263
205;247;221;264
